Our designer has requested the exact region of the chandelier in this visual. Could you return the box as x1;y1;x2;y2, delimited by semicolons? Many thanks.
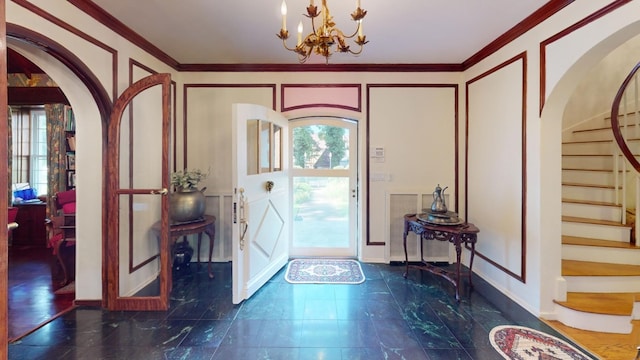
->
277;0;368;64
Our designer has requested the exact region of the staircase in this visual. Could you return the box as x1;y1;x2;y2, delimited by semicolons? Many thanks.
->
557;117;640;334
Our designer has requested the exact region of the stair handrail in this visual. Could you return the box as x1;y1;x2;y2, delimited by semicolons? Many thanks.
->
611;60;640;246
611;61;640;172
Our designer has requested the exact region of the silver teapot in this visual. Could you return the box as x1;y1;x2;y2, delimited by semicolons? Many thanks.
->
430;184;448;213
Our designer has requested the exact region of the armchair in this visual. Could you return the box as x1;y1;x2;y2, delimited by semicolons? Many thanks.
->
47;189;76;286
53;189;76;214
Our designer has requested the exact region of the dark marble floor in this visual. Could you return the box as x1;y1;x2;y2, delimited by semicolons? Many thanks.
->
8;261;597;360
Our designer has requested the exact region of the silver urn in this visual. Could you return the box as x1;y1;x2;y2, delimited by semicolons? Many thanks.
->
169;188;206;223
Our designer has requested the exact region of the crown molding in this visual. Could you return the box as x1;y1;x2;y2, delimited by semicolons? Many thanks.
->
69;0;573;72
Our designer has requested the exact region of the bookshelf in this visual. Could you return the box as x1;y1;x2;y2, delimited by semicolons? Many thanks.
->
64;105;76;189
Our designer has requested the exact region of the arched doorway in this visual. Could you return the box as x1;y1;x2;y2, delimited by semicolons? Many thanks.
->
3;25;111;342
540;21;640;314
289;116;359;257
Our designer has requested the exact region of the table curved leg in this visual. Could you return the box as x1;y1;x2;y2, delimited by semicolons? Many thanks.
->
55;240;69;286
468;241;476;288
455;239;462;301
403;231;409;278
196;234;203;270
206;224;216;279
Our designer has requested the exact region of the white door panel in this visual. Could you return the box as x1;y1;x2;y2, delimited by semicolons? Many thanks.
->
232;103;289;304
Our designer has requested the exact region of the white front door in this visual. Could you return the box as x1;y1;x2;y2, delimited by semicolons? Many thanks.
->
231;103;289;304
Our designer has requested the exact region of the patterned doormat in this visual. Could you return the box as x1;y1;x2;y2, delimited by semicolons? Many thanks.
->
284;259;365;284
490;325;593;360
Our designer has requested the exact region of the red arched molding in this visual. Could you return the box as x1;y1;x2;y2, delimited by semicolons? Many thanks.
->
6;23;112;121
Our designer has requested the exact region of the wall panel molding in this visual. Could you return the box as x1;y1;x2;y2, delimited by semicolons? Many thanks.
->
281;84;361;112
465;52;527;282
182;84;276;168
366;84;459;246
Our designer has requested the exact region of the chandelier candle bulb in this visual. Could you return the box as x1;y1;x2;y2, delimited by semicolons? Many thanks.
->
357;0;360;9
281;0;287;31
358;20;362;37
297;21;303;45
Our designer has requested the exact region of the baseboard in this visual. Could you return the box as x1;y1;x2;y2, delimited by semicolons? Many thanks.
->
73;299;102;307
358;257;386;263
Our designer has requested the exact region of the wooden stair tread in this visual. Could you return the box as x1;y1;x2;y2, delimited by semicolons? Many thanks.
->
562;167;626;172
562;235;636;249
562;139;612;144
562;260;640;276
564;136;640;142
554;292;637;316
562;154;625;157
562;182;618;189
561;198;619;207
562;215;629;227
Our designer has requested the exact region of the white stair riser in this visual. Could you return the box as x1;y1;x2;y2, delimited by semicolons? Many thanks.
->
561;202;622;222
554;304;632;334
562;221;630;242
562;245;640;265
565;275;640;292
562;155;617;170
562;141;614;155
562;169;617;186
565;117;609;134
561;185;616;203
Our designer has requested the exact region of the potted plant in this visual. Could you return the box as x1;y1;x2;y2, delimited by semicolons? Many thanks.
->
169;169;208;223
171;168;207;191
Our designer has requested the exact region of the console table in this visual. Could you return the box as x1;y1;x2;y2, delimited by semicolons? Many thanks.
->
152;215;216;279
403;214;479;301
13;201;47;246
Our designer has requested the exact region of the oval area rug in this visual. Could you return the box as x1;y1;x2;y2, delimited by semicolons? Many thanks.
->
490;325;594;360
284;259;365;284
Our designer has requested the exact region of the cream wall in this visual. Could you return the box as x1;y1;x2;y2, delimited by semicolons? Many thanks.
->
7;0;640;321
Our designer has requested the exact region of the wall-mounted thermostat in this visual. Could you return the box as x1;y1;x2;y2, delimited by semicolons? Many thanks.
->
372;147;385;162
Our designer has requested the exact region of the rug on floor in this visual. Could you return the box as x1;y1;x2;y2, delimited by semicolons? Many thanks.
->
284;259;365;284
490;325;592;360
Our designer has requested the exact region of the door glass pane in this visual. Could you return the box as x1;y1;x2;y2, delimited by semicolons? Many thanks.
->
118;88;163;298
293;176;349;248
260;121;271;172
247;119;259;175
293;125;349;169
118;193;161;297
273;124;282;171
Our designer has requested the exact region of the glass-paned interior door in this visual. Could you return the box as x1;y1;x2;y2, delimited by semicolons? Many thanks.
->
106;74;171;311
290;118;357;257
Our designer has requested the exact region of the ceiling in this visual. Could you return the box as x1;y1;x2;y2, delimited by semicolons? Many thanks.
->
87;0;551;66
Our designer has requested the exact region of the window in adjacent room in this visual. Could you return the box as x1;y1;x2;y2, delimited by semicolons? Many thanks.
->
11;106;48;197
